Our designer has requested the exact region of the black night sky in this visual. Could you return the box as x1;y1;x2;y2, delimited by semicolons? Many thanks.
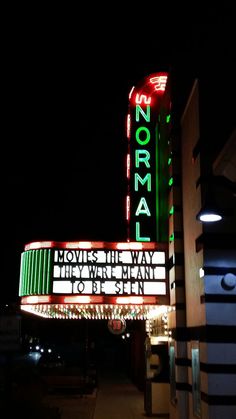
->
1;5;234;303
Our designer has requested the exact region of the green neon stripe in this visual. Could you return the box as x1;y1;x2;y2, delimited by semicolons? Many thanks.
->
18;253;24;296
30;251;36;294
32;251;37;294
169;233;174;242
38;250;43;294
169;206;174;215
19;249;53;296
24;252;28;295
42;249;47;294
23;253;28;295
27;251;33;295
169;177;173;186
155;123;159;241
20;253;25;295
33;250;39;294
46;249;52;294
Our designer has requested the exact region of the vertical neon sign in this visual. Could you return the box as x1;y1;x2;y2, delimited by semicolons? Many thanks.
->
126;72;168;242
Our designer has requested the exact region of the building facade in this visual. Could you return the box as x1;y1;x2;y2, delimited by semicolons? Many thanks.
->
167;75;236;418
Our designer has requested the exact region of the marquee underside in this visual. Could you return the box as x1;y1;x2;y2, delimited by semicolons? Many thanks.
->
20;303;157;320
19;241;169;320
20;294;170;320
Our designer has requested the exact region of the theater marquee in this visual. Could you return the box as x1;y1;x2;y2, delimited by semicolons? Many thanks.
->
18;71;171;320
53;247;166;296
19;241;169;319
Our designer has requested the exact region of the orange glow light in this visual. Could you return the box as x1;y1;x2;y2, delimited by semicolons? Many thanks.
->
126;154;130;179
21;295;51;304
63;296;91;304
135;93;151;105
24;240;164;252
126;113;131;139
128;86;135;99
126;195;130;221
25;241;54;251
149;75;167;92
115;242;143;250
65;241;92;249
116;296;144;304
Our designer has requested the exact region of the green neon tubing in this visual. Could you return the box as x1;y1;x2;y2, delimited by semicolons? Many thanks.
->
135;126;151;146
135;197;151;216
136;105;151;122
136;222;150;242
169;177;173;186
134;173;151;191
135;149;151;168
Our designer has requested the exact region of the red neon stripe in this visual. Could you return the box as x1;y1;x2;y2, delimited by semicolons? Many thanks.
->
20;295;158;306
24;241;165;251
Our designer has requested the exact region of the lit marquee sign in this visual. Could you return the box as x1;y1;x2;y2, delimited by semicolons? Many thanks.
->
127;72;168;242
18;71;171;320
53;248;166;296
19;241;168;299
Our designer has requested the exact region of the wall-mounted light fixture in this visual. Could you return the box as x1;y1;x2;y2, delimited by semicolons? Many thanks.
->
196;175;235;223
196;204;223;223
196;188;223;223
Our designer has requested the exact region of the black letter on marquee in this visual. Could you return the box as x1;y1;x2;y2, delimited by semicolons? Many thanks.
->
77;281;85;293
92;281;98;294
115;281;121;294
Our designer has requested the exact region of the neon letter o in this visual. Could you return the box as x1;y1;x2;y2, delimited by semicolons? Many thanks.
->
135;126;151;145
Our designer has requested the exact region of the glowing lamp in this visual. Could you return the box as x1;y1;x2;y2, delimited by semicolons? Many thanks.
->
196;208;222;223
196;183;223;223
